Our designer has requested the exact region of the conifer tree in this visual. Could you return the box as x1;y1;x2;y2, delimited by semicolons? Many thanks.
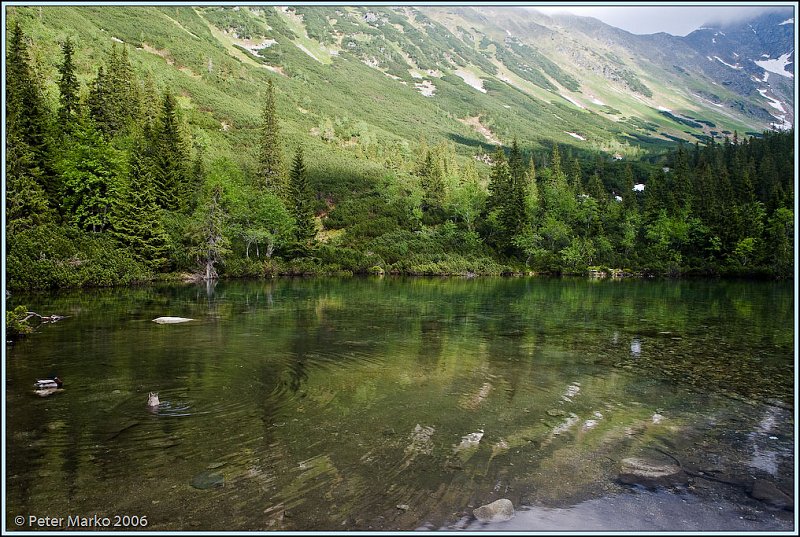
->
622;164;637;211
140;70;161;131
419;150;445;215
508;138;525;184
87;66;112;137
110;133;171;270
548;143;568;190
60;113;123;232
152;90;188;211
289;146;316;245
524;157;540;223
568;157;583;193
587;172;606;202
7;21;58;209
57;37;80;133
6;130;53;235
258;79;285;196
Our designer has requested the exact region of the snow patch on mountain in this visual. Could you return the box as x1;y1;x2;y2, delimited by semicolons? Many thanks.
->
758;88;786;113
714;56;742;70
454;69;486;93
754;52;794;78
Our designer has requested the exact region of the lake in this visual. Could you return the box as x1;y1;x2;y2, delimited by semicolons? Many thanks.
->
5;277;795;532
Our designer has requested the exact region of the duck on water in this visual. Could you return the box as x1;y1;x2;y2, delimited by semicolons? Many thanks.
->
34;377;63;397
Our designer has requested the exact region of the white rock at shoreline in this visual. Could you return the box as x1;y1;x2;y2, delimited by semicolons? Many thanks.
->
473;498;515;522
152;317;194;324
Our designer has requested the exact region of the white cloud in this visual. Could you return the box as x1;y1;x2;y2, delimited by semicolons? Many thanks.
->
530;5;788;36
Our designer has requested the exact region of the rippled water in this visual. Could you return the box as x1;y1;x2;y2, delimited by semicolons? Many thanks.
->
5;277;794;531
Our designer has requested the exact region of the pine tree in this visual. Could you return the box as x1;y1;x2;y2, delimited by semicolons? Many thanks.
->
7;21;58;209
568;157;583;193
524;157;540;223
289;147;316;245
508;138;525;183
87;66;112;137
487;147;511;213
60;113;123;232
587;172;606;202
622;164;637;211
548;143;568;190
258;79;285;196
6;130;53;235
57;37;80;132
486;148;526;255
152;90;188;211
419;150;445;215
140;70;161;131
110;133;171;270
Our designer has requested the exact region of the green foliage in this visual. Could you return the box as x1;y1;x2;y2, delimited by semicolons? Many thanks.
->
6;20;58;209
187;180;231;280
59;114;124;232
6;224;150;291
289;146;317;246
110;133;172;271
257;79;286;197
57;37;80;131
3;11;794;288
6;306;35;338
152;89;190;211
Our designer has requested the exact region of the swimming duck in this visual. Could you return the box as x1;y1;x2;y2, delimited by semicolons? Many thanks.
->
34;377;62;389
147;392;160;407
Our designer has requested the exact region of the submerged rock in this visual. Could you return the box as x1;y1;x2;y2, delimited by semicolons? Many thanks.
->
618;457;685;488
153;317;193;324
191;471;224;489
750;479;794;510
473;498;515;522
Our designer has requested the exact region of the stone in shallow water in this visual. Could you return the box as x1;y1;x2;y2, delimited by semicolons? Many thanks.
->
473;498;514;522
750;479;794;510
191;471;224;489
618;458;685;488
153;317;193;324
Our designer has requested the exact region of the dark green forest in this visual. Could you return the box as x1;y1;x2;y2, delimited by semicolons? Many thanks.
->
5;21;795;292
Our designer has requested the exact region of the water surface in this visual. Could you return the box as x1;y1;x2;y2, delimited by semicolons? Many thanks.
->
5;277;794;531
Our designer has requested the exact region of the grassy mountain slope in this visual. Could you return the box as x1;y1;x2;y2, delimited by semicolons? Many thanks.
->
12;4;784;168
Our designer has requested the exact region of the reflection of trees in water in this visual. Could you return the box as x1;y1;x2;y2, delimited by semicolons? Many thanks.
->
417;317;445;365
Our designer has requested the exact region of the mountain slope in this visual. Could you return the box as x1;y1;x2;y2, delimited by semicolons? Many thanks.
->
7;4;792;164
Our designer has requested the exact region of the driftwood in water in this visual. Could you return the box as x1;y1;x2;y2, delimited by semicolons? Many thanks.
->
22;312;67;324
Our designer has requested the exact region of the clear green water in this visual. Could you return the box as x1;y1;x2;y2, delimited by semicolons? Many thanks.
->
5;277;794;531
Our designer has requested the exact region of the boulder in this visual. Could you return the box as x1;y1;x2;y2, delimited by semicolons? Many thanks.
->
473;498;514;523
618;457;686;488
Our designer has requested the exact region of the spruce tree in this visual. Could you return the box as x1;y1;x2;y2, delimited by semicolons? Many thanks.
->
57;37;80;133
7;21;58;210
258;79;285;196
60;113;123;232
622;164;637;211
87;66;112;137
289;147;316;245
152;90;188;211
568;157;583;193
508;138;525;183
6;130;53;235
419;150;445;216
110;133;171;270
